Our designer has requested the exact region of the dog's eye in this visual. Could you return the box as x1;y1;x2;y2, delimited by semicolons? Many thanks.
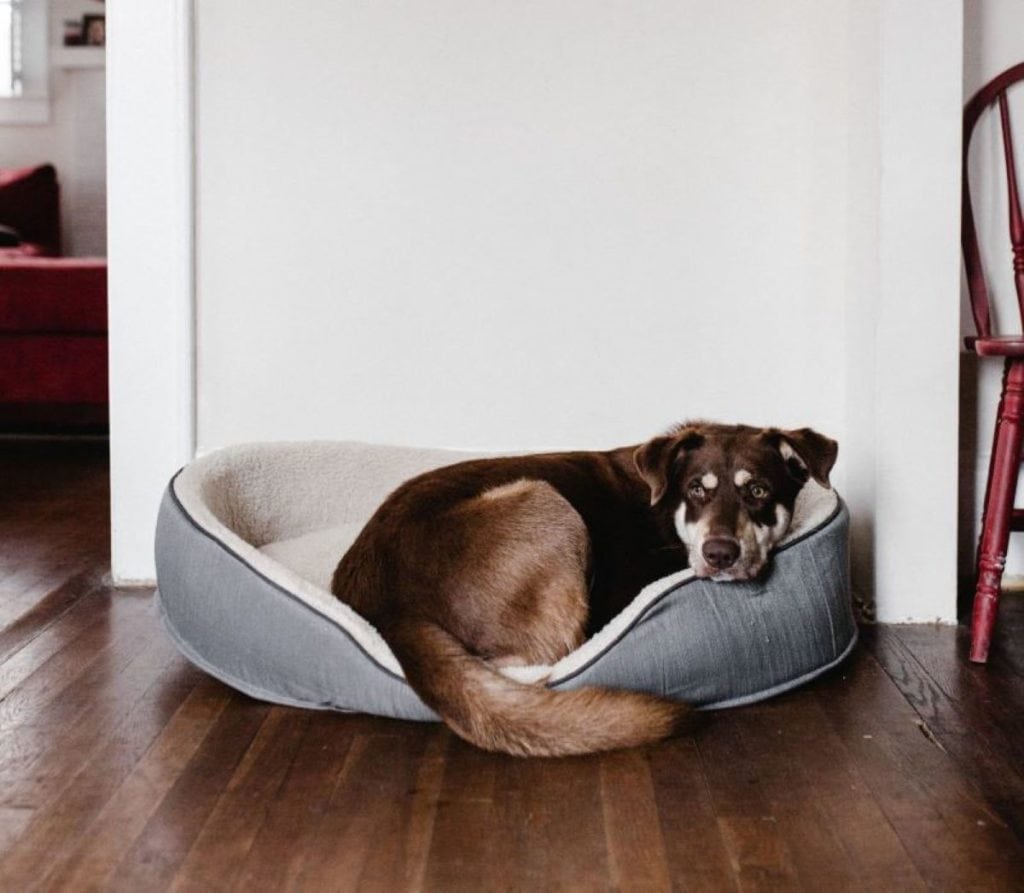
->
688;482;705;500
749;483;769;500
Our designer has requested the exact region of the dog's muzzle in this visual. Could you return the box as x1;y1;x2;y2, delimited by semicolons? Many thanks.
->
702;536;740;571
678;509;787;582
690;531;772;582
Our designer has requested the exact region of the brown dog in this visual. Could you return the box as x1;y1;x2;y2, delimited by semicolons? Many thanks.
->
331;421;837;756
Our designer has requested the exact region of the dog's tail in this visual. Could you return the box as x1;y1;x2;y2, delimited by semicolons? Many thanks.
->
389;620;694;757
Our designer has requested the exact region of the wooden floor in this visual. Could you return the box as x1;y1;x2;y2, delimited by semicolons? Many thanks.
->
2;442;1024;891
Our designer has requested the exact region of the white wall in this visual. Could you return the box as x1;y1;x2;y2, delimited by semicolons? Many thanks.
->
196;1;849;456
869;0;962;621
961;0;1024;583
0;0;106;256
110;1;964;622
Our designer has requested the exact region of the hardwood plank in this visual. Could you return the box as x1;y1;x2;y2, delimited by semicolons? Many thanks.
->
739;696;861;891
421;732;510;892
0;808;33;857
815;646;1024;889
423;738;613;892
0;669;211;888
170;706;313;891
696;711;800;889
503;752;611;890
0;601;174;808
101;699;273;892
0;546;104;628
716;815;800;893
648;736;738;892
750;693;923;889
0;567;105;665
0;642;197;831
226;713;406;892
0;605;179;716
0;510;107;621
129;703;285;882
879;623;1024;756
0;641;200;862
0;586;122;703
867;624;1024;847
285;727;436;891
601;748;672;892
0;442;109;632
352;724;453;893
40;680;234;890
0;590;156;736
389;723;449;892
0;587;150;706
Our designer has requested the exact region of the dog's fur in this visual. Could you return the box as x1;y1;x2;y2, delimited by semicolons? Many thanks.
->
330;421;837;757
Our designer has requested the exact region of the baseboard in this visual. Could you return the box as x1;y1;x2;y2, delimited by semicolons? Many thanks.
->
1001;575;1024;593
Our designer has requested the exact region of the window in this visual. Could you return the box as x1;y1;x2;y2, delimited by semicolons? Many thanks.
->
0;0;46;122
0;0;24;97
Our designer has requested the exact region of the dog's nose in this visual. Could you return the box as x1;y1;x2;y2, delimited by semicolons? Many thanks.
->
702;537;740;570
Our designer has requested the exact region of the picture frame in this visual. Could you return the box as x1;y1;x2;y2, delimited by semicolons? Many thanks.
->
82;14;105;47
63;19;84;46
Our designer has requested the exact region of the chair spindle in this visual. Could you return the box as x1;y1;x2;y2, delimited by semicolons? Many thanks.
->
998;91;1024;323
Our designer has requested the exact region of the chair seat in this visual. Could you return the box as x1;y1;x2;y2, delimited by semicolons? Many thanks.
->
965;336;1024;357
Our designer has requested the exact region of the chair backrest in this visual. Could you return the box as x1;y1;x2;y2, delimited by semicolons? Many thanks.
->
963;62;1024;339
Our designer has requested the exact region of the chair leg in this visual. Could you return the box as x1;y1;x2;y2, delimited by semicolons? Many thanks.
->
971;359;1024;663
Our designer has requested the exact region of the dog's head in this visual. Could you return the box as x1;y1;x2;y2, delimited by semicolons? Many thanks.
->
634;421;837;581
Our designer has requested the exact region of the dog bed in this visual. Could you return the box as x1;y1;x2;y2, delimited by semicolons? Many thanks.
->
154;441;856;720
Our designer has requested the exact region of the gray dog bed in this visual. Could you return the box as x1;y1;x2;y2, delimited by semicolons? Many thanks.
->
153;441;856;720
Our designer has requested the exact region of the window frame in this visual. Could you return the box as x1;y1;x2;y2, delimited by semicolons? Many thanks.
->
0;0;48;124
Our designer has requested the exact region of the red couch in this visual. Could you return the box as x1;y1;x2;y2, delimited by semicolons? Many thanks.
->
0;165;108;431
0;163;62;257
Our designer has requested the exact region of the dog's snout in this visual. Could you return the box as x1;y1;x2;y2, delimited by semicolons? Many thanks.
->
702;537;740;570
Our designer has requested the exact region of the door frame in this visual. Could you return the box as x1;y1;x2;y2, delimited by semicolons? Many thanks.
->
107;0;195;584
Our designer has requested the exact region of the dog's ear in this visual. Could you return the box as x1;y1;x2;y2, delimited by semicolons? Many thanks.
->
633;427;703;505
769;427;838;487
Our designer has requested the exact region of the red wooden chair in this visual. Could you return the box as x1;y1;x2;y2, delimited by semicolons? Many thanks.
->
963;62;1024;662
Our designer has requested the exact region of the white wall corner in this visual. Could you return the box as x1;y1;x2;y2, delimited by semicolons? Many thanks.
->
842;0;882;620
107;0;195;585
